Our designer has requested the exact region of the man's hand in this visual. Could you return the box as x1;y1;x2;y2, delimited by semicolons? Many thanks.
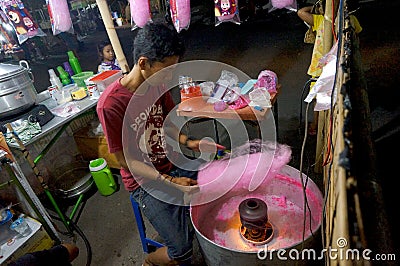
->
187;139;226;153
165;176;199;194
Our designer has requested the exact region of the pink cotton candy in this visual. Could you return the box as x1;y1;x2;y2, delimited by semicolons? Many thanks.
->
271;0;295;9
48;0;73;34
170;0;191;33
192;140;292;205
131;0;152;28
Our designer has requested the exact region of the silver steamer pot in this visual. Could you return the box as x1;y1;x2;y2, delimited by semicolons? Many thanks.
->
0;60;37;119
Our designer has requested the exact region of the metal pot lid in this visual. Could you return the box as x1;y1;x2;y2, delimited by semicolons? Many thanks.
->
0;63;25;79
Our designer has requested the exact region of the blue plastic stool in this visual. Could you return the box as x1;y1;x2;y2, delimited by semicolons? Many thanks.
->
130;194;164;253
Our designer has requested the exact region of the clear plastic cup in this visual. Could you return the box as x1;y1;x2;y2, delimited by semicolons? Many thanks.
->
10;216;32;237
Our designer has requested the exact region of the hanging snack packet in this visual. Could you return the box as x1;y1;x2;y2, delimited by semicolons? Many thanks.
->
0;10;19;50
130;0;152;29
0;0;46;44
46;0;73;35
214;0;241;26
169;0;191;33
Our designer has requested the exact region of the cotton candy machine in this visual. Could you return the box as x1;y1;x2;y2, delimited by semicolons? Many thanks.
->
239;198;274;245
190;165;323;266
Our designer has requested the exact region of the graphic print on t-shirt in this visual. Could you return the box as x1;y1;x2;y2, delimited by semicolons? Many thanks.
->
137;102;167;165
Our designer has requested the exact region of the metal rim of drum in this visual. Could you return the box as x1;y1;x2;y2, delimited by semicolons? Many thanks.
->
57;173;95;199
51;169;96;199
0;63;37;118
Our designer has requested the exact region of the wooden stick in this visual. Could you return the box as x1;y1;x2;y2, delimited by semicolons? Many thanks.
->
6;123;48;189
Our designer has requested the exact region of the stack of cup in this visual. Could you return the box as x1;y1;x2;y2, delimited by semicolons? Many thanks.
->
85;79;100;99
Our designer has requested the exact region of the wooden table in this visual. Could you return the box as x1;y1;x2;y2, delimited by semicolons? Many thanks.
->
176;94;275;121
176;91;279;143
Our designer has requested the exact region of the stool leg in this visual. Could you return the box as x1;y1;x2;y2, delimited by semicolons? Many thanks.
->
130;195;164;253
130;196;149;253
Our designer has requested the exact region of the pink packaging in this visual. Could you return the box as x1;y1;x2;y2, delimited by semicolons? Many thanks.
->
255;70;278;93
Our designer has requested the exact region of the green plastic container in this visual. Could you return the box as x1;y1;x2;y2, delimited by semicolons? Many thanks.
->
68;50;82;74
89;158;117;196
71;71;94;89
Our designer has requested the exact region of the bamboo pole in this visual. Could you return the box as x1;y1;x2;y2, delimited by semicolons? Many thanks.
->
96;0;130;73
314;0;337;173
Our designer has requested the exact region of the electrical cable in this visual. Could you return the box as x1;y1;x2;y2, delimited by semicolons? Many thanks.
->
298;102;318;251
66;216;92;266
298;78;317;134
49;210;92;266
331;0;338;41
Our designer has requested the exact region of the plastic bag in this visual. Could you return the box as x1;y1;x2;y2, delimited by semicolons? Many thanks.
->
46;0;73;35
248;88;272;108
271;0;296;9
271;0;295;9
199;81;215;98
228;94;250;110
130;0;152;29
317;41;338;69
304;45;337;111
0;10;19;50
0;0;46;44
215;0;241;26
208;70;239;103
169;0;191;33
255;70;278;93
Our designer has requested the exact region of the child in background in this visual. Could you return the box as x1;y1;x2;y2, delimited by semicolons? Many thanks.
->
97;40;121;73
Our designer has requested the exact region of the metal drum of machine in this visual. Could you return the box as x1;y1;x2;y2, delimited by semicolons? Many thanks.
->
0;60;37;119
46;162;97;204
190;165;323;266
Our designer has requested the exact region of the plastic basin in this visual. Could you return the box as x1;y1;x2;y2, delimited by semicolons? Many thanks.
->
71;71;94;88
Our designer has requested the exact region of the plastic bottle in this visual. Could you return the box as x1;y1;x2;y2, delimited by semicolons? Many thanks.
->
63;61;75;77
67;50;82;75
57;66;71;85
48;68;63;90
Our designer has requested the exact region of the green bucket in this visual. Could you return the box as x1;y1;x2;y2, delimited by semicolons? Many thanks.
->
89;158;116;196
71;71;94;89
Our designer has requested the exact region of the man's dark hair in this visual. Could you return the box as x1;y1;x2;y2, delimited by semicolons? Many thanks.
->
133;22;185;65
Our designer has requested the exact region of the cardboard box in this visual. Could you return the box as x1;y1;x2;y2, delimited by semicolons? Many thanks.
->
73;126;120;169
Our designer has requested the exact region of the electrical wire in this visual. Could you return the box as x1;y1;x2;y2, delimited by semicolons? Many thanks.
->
299;102;317;251
332;0;338;41
48;212;92;266
299;78;318;133
67;216;92;266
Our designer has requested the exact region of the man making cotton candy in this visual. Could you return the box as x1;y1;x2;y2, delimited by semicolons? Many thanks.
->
97;22;224;266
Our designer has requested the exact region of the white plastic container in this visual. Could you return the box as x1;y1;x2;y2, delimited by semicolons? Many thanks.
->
48;68;63;90
88;70;122;92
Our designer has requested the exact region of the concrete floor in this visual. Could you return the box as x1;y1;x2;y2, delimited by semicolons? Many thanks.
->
5;1;399;265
